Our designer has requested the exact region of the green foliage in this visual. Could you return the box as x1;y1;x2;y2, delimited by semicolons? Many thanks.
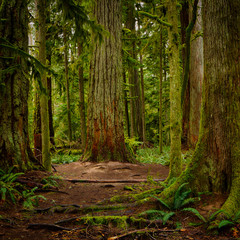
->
22;187;46;210
0;168;23;204
51;153;81;164
151;183;194;210
218;210;240;229
182;208;207;223
139;209;175;225
182;207;240;231
125;137;142;155
0;168;46;208
136;146;170;165
41;175;61;188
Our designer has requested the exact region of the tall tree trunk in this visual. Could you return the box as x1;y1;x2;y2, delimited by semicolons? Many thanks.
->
63;29;72;142
33;0;42;162
0;0;39;171
123;69;130;137
126;0;143;141
166;0;182;179
137;17;146;145
159;29;163;153
189;0;203;147
180;0;190;147
160;0;240;216
83;0;133;162
47;68;55;146
37;0;51;171
33;86;42;162
77;39;86;150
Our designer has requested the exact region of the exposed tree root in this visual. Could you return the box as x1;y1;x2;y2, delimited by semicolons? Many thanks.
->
108;228;181;240
32;203;134;214
27;223;72;231
64;179;165;183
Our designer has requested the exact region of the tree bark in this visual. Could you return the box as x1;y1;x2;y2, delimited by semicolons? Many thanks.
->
77;39;86;150
82;0;133;162
189;0;203;147
123;69;130;138
126;0;143;141
0;0;38;171
63;29;73;142
159;29;163;153
166;0;182;179
160;0;240;216
37;0;51;171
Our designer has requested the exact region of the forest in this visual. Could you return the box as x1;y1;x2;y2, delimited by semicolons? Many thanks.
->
0;0;240;239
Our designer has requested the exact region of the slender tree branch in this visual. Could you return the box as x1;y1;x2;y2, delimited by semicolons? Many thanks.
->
138;11;172;28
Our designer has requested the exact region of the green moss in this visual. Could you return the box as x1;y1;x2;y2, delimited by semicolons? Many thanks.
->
110;188;161;203
75;216;129;229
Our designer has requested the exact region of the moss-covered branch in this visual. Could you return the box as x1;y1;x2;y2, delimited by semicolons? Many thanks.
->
181;0;199;106
0;0;7;16
138;11;172;28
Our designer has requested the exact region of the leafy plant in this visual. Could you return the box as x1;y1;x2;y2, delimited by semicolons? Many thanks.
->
125;137;142;155
136;146;170;165
218;210;240;229
51;153;81;164
0;168;23;204
41;175;61;189
139;209;175;225
22;187;46;209
182;208;232;229
150;183;195;210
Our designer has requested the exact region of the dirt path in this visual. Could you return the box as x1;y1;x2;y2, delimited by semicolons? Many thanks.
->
0;162;234;239
0;162;169;240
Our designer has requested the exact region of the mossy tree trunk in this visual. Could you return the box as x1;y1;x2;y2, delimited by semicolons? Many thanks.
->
160;0;240;216
0;0;39;171
82;0;133;162
166;0;182;179
33;0;42;162
159;29;163;153
37;0;51;171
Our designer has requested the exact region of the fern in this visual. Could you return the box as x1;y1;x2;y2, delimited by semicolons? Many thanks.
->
139;209;175;224
218;220;234;229
182;208;206;222
150;195;170;210
162;212;175;225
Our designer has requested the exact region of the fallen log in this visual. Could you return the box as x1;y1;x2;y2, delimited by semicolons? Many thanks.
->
64;179;165;183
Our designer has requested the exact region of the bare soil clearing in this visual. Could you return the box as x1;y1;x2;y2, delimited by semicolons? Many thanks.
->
0;161;237;239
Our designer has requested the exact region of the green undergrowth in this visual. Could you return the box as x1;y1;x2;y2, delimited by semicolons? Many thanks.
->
136;146;193;165
51;152;82;164
110;188;162;204
0;168;46;209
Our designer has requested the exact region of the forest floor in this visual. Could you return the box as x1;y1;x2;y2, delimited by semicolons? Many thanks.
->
0;161;238;240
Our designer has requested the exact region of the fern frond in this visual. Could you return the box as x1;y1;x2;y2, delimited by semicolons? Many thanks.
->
162;212;175;225
218;220;234;229
182;208;206;222
181;198;195;208
209;209;229;221
150;195;170;210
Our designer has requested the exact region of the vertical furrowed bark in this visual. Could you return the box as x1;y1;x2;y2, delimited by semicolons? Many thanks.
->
0;0;37;171
83;0;133;162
